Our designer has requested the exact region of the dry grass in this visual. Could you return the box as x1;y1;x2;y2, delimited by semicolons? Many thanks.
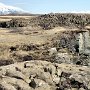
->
0;18;11;22
0;16;37;19
0;26;67;63
0;15;80;65
0;27;68;46
0;16;37;23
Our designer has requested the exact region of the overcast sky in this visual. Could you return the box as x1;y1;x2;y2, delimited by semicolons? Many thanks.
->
0;0;90;14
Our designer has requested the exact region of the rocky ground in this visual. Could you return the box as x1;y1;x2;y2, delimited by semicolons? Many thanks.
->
0;14;90;90
0;13;90;29
0;60;90;90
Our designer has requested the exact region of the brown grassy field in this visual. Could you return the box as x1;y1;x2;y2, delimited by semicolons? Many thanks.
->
0;15;70;64
0;14;87;65
0;27;67;46
0;15;36;19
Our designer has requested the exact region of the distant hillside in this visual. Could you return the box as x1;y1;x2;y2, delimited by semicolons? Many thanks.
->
0;13;90;29
30;13;90;29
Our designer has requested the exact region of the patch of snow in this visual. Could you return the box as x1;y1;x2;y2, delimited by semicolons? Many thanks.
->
0;2;26;15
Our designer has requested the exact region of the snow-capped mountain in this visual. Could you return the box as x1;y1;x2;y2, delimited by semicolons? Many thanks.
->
0;3;26;15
